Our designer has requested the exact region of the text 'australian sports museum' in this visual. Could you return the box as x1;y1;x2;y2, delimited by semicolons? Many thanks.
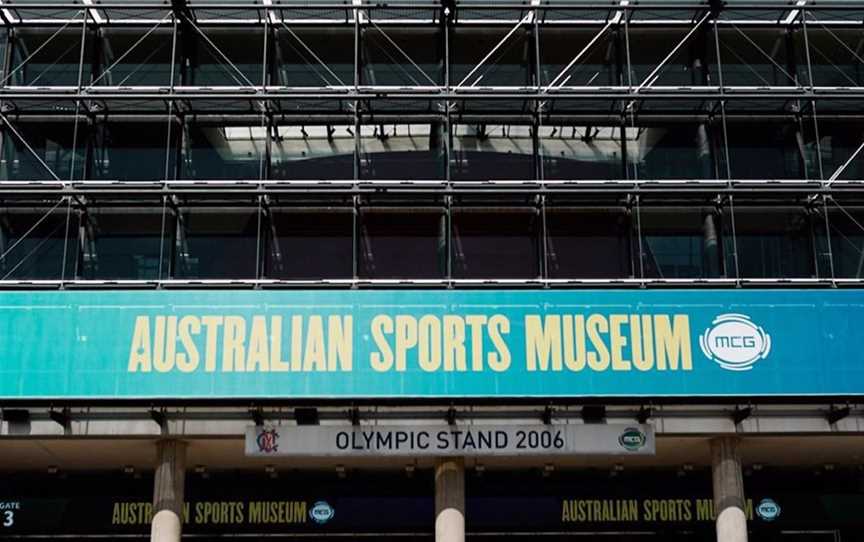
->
4;0;864;541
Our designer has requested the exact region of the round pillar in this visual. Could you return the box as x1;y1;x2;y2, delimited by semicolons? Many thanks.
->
435;457;465;542
151;439;187;542
711;437;748;542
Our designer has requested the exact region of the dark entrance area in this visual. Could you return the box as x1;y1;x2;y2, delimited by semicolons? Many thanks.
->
0;469;860;541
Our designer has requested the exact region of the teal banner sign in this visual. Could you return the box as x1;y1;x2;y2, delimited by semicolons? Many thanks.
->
0;289;862;399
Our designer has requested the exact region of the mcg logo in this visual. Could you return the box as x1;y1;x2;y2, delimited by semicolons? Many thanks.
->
699;314;771;371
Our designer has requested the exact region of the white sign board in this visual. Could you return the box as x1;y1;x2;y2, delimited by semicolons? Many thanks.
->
245;424;655;457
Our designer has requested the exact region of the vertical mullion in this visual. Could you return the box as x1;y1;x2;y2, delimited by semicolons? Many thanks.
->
353;6;360;181
443;7;450;183
69;11;88;181
533;10;542;182
801;9;825;182
0;29;12;178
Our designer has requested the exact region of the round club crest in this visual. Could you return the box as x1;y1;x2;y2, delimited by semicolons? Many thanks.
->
755;498;781;521
699;314;771;371
309;501;335;524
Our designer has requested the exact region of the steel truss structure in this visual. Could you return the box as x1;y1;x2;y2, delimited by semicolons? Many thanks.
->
2;1;864;288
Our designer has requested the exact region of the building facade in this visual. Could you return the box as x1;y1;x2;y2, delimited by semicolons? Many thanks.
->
1;0;864;541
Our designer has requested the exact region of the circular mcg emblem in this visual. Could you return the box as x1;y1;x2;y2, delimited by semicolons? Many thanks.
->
699;314;771;372
756;498;781;521
618;427;647;452
309;501;335;524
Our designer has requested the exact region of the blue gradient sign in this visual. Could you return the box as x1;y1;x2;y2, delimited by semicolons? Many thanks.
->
0;289;862;399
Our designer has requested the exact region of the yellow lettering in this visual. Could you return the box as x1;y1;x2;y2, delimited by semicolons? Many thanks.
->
609;314;631;371
303;316;326;372
370;315;394;371
418;315;442;372
443;315;467;371
128;316;152;372
395;315;417;372
654;314;692;370
176;315;200;372
487;314;511;371
586;314;610;371
247;316;270;372
223;316;246;372
525;315;562;371
201;316;223;372
328;315;352;371
270;316;290;372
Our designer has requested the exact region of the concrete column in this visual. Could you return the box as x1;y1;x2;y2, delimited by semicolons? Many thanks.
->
151;440;187;542
435;457;465;542
712;437;748;542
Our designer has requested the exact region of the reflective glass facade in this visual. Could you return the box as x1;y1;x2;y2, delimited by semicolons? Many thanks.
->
0;1;862;284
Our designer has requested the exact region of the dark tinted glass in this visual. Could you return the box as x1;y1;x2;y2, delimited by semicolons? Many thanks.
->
452;208;538;279
12;30;92;86
722;122;806;180
823;207;864;279
187;29;264;86
80;208;165;279
0;121;86;181
271;125;355;181
546;208;632;279
451;125;534;181
0;208;77;280
175;209;258;279
183;124;262;180
96;29;176;86
91;122;174;181
627;123;719;180
725;207;815;278
359;209;444;279
266;209;353;279
540;125;622;180
360;124;445;180
639;207;722;279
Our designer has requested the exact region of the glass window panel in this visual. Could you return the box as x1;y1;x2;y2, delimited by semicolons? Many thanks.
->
277;28;354;87
187;29;264;86
540;124;622;180
717;28;802;87
540;27;618;87
802;28;864;87
175;208;258;279
638;207;722;279
96;29;176;86
360;123;444;180
450;28;530;87
364;28;441;86
627;28;718;87
823;206;864;279
725;206;815;279
721;120;809;180
12;29;92;86
359;209;444;279
452;207;538;279
451;124;534;181
815;120;864;182
0;207;77;280
626;122;720;180
0;29;7;81
0;121;86;181
546;207;631;279
81;207;165;280
91;121;175;181
266;208;353;280
270;124;354;180
183;123;263;180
